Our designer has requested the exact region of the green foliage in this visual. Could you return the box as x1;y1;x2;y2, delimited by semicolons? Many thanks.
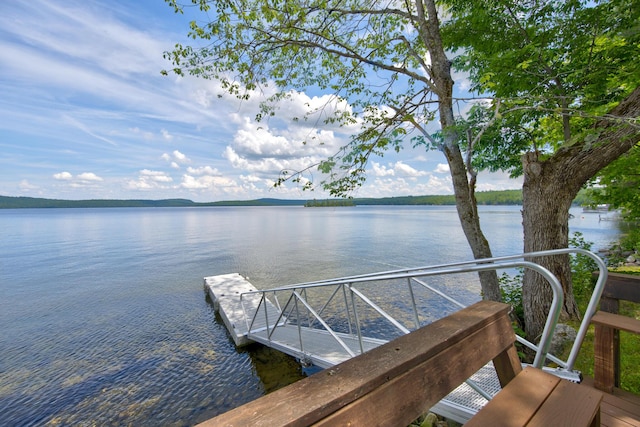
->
606;227;640;266
163;0;449;196
442;0;640;170
499;271;526;359
588;144;640;221
500;271;524;325
498;231;599;351
445;0;640;107
572;188;596;207
620;228;640;253
568;232;599;305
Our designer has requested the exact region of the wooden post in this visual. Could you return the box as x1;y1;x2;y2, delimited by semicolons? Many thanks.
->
594;323;617;393
591;272;640;392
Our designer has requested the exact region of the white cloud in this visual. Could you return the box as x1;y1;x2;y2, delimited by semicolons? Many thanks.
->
173;150;188;162
126;170;173;190
360;174;453;198
186;166;221;176
141;170;173;182
162;150;191;168
369;161;431;178
371;162;395;177
240;174;263;183
77;172;103;182
476;171;523;191
435;163;450;174
394;161;428;177
52;171;104;189
130;127;155;141
54;171;73;180
216;89;357;180
19;180;39;191
230;117;338;160
224;142;323;176
161;129;173;141
180;174;236;190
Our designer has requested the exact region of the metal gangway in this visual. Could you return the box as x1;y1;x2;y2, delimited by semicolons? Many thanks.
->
205;249;608;423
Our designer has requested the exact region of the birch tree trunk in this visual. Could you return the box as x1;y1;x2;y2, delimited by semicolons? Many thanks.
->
423;0;501;301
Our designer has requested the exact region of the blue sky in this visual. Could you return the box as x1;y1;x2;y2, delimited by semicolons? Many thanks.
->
0;0;521;202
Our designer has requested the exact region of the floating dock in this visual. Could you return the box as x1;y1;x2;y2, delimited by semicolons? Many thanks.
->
204;273;386;366
204;273;277;347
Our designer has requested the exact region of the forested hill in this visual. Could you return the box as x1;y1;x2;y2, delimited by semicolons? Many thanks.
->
352;190;524;206
0;190;529;209
0;196;306;209
1;189;595;209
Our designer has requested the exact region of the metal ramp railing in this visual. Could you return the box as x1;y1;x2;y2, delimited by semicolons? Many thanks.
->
239;249;608;423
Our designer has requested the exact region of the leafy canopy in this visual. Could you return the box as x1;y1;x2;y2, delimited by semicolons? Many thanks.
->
441;0;640;176
588;143;640;220
163;0;467;195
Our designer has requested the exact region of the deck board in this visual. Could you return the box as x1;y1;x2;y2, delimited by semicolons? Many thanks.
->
580;377;640;427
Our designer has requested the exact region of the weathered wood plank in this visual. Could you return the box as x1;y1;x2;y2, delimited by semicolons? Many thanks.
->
465;367;559;427
601;273;640;304
580;377;640;427
527;373;602;427
467;367;602;427
592;311;640;392
590;273;640;392
197;301;515;427
313;308;519;427
592;311;640;334
492;343;522;388
594;323;619;393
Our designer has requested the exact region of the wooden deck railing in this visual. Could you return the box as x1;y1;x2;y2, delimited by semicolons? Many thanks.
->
591;272;640;392
199;301;602;427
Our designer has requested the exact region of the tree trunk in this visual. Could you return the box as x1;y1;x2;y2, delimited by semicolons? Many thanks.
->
423;0;501;302
522;154;581;342
443;141;502;301
522;85;640;341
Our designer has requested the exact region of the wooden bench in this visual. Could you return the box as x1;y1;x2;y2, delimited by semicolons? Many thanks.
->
591;272;640;392
198;301;602;427
467;367;602;427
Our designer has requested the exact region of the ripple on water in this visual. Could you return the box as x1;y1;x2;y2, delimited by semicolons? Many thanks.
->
0;290;304;426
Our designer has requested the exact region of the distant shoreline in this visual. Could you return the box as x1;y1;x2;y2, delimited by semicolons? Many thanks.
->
0;191;527;209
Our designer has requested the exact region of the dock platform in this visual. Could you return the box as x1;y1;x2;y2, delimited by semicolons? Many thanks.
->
204;273;386;366
205;273;280;347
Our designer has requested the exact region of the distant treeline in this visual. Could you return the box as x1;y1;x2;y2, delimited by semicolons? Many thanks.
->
355;190;524;206
0;189;593;209
305;199;356;207
0;196;306;209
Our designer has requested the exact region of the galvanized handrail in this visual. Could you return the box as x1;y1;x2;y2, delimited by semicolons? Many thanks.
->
239;249;607;373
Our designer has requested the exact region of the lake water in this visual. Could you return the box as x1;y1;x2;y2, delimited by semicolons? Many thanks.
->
0;205;622;426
